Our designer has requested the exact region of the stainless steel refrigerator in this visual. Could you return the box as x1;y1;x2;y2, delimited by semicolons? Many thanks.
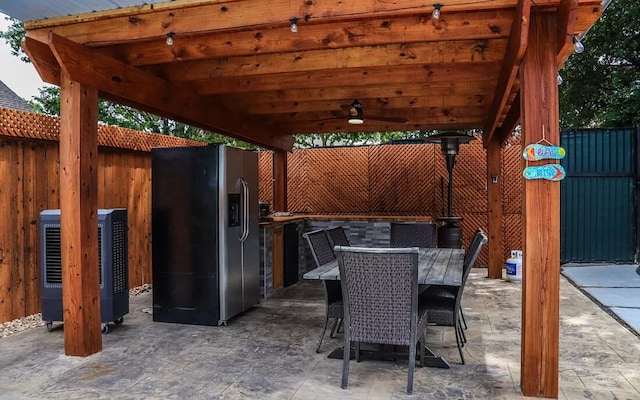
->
151;144;259;326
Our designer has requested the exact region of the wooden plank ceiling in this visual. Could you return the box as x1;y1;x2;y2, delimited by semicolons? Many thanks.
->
20;0;603;151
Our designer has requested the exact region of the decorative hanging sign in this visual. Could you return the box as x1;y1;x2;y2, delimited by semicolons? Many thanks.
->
522;144;566;161
522;125;566;181
523;164;566;181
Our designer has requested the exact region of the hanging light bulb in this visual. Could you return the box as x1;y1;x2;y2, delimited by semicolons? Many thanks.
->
557;73;563;86
166;32;174;46
573;36;584;53
432;4;442;20
290;17;298;33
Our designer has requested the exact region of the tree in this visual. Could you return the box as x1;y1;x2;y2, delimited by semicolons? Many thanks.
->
559;0;640;128
0;16;27;62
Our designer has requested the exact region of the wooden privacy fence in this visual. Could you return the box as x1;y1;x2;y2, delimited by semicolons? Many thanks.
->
259;140;524;265
0;107;204;323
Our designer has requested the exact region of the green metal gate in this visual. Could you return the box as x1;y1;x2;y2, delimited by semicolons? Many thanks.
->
560;127;638;263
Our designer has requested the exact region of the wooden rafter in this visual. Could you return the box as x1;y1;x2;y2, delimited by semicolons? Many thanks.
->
144;39;507;82
495;92;522;145
482;0;530;146
556;0;580;69
98;10;513;66
195;62;500;96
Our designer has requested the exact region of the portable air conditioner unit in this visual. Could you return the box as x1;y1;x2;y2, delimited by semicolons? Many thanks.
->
40;209;129;334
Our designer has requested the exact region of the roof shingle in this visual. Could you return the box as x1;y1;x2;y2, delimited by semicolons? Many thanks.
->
0;80;33;112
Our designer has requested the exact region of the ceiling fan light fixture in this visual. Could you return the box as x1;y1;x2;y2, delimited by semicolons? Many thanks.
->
347;99;364;124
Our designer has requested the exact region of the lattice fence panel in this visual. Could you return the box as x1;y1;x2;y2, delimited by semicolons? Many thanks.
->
305;147;369;213
458;212;488;266
0;108;204;151
456;139;488;213
287;149;310;213
503;213;523;259
0;108;60;141
433;138;487;215
502;139;524;215
258;151;273;206
369;144;435;215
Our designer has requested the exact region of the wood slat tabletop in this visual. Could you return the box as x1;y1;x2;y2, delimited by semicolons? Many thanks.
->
303;248;465;286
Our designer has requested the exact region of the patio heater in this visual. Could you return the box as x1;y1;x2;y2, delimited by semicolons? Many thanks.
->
425;131;475;248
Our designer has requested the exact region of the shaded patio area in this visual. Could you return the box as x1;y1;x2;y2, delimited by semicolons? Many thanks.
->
1;271;638;400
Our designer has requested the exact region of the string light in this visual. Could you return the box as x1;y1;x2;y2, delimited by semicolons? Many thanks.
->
166;32;174;46
557;73;563;86
432;3;442;20
290;17;298;33
573;36;584;53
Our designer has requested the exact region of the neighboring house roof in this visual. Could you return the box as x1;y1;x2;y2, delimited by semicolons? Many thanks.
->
0;1;166;22
0;80;33;112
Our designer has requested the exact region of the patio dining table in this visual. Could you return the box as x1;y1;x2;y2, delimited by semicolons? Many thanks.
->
303;247;465;368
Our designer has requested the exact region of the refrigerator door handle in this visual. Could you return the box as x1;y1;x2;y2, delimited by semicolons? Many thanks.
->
240;177;250;242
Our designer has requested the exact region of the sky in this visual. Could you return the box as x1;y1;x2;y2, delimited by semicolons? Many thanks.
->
0;13;49;100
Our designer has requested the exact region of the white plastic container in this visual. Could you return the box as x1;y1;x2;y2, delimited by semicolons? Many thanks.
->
505;250;523;283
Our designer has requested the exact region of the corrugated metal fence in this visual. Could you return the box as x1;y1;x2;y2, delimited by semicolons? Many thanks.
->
560;127;639;263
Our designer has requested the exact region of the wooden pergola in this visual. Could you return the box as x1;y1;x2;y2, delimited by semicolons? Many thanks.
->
0;0;604;397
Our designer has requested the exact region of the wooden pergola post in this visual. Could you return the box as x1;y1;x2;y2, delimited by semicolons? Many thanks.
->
59;73;102;356
273;150;288;212
486;138;504;279
519;12;561;398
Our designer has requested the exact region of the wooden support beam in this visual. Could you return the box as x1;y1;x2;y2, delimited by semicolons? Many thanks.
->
146;40;508;82
43;33;293;151
196;62;500;96
494;92;522;146
220;80;496;106
22;37;61;86
483;0;530;146
486;138;504;279
98;10;511;66
519;12;561;398
272;150;288;212
59;73;102;356
556;0;579;69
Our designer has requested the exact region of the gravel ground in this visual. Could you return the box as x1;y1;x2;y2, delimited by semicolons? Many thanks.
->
0;284;152;339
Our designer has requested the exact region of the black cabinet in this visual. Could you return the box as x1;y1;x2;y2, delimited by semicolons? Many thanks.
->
283;223;299;287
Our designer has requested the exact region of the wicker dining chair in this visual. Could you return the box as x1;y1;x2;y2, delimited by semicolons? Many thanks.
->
419;229;487;364
325;226;351;248
422;228;485;335
390;222;437;248
335;246;428;394
303;229;343;353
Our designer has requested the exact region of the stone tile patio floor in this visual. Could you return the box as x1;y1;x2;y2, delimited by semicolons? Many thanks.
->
1;270;639;400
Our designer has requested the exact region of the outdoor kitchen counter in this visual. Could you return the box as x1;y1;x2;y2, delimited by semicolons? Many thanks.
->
259;214;435;300
259;214;433;227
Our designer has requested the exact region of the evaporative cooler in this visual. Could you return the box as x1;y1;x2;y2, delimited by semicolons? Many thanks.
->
39;209;129;333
